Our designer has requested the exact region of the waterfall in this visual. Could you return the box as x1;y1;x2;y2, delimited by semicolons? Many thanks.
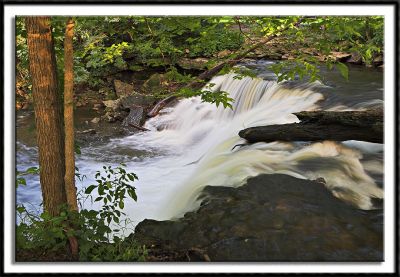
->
16;72;384;226
139;73;383;219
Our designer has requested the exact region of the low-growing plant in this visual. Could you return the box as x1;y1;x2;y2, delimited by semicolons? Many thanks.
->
16;163;147;262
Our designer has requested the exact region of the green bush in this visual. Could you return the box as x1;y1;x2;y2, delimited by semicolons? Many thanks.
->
16;163;147;262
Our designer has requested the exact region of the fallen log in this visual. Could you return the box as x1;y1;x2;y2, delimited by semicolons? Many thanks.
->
146;95;177;118
239;109;383;144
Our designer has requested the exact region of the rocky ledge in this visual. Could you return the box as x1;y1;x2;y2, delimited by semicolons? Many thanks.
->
129;174;383;262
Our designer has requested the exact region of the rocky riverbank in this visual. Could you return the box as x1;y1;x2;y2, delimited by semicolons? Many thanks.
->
15;38;384;112
128;174;383;262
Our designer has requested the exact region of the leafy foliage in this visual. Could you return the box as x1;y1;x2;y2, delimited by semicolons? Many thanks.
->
16;167;39;188
269;60;321;83
86;164;138;226
177;84;234;109
16;15;384;104
16;164;146;262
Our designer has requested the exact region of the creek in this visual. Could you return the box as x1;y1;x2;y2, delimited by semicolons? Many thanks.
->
16;60;384;229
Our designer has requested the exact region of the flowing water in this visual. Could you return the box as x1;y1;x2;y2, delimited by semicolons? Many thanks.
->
16;61;384;227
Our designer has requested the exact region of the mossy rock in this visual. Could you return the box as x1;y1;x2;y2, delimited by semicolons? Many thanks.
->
114;79;135;97
142;73;167;94
176;58;209;70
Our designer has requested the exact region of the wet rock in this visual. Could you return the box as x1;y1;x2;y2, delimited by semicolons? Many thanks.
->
102;112;117;123
16;102;24;110
92;103;104;111
113;111;127;122
216;50;232;58
373;55;383;66
103;99;121;112
177;58;209;70
122;106;146;127
348;52;363;64
119;94;156;109
133;174;383;262
301;47;317;56
77;129;96;135
114;79;135;97
329;51;351;62
142;73;166;93
282;53;295;60
265;51;282;60
91;117;101;124
99;87;117;100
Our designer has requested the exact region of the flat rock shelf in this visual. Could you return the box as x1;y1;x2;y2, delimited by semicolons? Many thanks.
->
130;174;383;262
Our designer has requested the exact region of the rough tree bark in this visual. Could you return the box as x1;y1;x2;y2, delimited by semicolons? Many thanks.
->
239;108;383;144
25;16;67;216
63;17;79;212
63;18;79;259
147;21;298;118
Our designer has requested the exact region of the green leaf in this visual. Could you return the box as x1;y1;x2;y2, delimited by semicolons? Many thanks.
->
16;206;26;214
128;189;137;202
336;62;349;81
94;197;103;202
119;200;124;209
98;185;105;195
85;185;97;194
74;144;81;155
16;177;26;187
26;167;39;174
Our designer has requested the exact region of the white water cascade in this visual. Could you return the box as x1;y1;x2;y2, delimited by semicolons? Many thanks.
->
104;73;383;223
17;72;383;226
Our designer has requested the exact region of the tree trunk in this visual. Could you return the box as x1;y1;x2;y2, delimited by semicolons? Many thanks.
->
63;18;79;260
63;18;79;212
25;16;67;216
239;109;383;144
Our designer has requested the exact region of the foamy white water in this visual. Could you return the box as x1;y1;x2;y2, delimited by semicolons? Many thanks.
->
88;73;382;223
17;72;384;227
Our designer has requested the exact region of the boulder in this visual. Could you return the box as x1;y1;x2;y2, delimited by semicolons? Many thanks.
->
265;51;282;60
176;58;209;70
132;174;383;261
282;53;295;60
300;47;317;56
348;52;363;64
114;79;135;97
102;99;121;112
216;50;232;58
142;73;167;94
122;106;146;127
119;94;156;110
92;103;104;111
329;51;351;62
91;117;100;124
373;55;383;66
102;112;117;123
113;111;128;122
